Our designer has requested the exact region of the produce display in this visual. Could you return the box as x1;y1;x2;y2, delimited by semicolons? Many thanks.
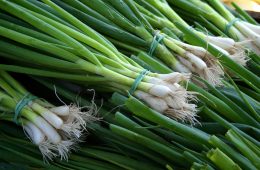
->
0;0;259;170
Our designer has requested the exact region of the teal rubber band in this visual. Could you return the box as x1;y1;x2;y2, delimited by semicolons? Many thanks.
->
129;70;149;95
14;93;38;124
224;18;240;36
148;32;165;56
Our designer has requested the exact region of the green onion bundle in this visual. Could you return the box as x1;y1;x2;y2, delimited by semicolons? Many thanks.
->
0;71;97;161
168;0;260;54
54;0;252;86
36;79;260;169
75;0;226;85
0;0;197;123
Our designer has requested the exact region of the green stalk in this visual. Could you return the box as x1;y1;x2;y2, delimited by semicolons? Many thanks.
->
188;83;245;124
226;129;260;169
0;78;20;100
209;135;257;170
114;112;170;145
80;147;161;170
167;0;242;40
0;71;27;95
224;71;260;121
231;2;258;25
203;107;259;146
9;0;70;26
109;124;188;167
125;95;210;145
0;0;102;66
52;0;146;47
207;148;241;170
0;19;63;45
26;10;125;64
0;64;105;83
196;76;259;127
0;40;80;72
43;0;117;53
59;0;112;25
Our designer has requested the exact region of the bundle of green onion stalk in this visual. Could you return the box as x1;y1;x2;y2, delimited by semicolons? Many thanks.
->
0;0;198;123
0;0;259;169
1;77;259;169
43;0;258;89
0;71;97;160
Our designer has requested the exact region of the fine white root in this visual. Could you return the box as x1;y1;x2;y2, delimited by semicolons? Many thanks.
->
60;121;83;139
227;44;249;66
177;54;223;86
135;83;198;124
39;140;57;162
56;140;75;161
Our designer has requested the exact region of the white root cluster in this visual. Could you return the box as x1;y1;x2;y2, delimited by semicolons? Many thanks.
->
134;72;198;124
206;36;249;66
234;21;260;54
23;101;98;161
173;41;224;86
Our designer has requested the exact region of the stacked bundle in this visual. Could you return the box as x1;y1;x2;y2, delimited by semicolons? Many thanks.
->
0;0;259;169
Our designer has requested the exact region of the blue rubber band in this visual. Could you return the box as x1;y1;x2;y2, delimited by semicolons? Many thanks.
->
148;32;165;56
129;70;149;95
224;18;240;36
14;93;38;124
